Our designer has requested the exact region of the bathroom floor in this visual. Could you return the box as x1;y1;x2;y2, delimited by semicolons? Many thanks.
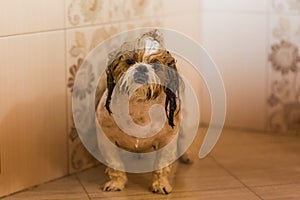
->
2;128;300;200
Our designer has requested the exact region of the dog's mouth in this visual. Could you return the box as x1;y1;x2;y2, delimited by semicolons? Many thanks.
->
133;73;149;84
119;63;161;98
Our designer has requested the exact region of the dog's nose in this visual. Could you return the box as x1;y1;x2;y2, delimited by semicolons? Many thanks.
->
134;65;149;84
136;65;148;73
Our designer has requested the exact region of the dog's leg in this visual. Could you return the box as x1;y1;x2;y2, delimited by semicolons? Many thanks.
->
177;124;193;164
95;119;127;191
103;167;127;191
151;165;172;194
178;127;193;164
96;131;128;191
151;137;178;195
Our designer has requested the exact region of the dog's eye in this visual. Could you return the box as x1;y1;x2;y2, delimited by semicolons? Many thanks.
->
167;60;175;67
126;57;136;65
152;59;160;64
151;63;161;71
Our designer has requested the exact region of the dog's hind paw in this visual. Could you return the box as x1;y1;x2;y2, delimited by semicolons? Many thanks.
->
151;178;172;195
102;180;126;192
179;152;193;164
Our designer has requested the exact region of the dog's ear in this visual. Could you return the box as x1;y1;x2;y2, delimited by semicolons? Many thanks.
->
164;64;180;128
105;66;115;114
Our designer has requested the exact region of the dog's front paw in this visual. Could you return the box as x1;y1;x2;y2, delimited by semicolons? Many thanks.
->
103;180;126;192
151;178;172;195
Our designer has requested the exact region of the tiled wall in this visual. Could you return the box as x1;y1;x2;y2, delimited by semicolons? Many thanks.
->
200;0;300;133
0;0;67;197
0;0;201;196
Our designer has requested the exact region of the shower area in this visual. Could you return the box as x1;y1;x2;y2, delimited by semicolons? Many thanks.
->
0;0;300;199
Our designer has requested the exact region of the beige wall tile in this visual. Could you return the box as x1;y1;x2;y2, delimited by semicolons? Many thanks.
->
162;0;201;15
0;0;64;37
200;0;269;13
161;13;201;42
200;11;269;131
0;31;68;197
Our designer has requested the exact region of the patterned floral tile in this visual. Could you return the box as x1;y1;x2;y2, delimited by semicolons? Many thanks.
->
66;0;164;28
271;0;300;15
66;24;121;173
267;12;300;133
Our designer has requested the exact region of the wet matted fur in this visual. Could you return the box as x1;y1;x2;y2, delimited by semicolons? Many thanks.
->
95;30;191;194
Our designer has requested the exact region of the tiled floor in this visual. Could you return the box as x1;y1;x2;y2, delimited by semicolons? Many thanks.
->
2;128;300;200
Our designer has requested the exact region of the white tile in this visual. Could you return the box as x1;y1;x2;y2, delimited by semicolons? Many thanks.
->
0;31;68;196
0;0;64;36
200;0;269;13
271;0;300;15
162;0;201;15
200;12;269;130
161;13;201;42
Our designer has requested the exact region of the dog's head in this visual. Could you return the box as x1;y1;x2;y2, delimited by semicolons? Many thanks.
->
105;48;180;128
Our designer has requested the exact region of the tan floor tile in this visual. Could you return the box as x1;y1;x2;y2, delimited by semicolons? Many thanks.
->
211;130;300;187
3;129;300;199
77;157;243;198
252;183;300;200
90;188;260;200
214;129;299;146
173;158;243;192
1;175;89;200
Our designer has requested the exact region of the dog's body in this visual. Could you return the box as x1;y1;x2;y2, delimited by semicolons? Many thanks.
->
97;91;180;153
95;30;191;194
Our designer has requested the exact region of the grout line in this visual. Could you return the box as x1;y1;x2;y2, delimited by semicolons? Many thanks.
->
0;27;66;38
0;174;74;199
63;0;70;175
265;1;271;133
75;174;93;200
201;9;270;16
200;123;300;138
0;13;186;39
250;181;300;189
210;156;264;200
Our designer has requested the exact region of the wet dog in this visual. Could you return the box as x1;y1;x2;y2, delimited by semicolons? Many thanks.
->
96;30;191;194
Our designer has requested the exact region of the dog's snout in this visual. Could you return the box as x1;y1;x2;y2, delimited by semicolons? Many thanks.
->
134;65;149;84
136;65;148;73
